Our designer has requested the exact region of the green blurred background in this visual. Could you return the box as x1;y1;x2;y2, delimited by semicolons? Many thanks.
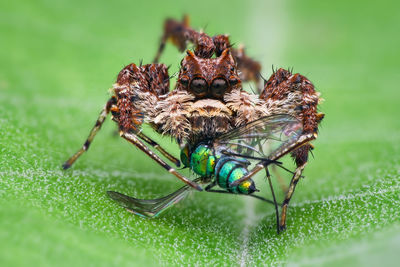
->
1;0;399;266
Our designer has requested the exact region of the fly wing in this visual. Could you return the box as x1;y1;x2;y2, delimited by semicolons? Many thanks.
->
214;114;303;159
107;185;191;218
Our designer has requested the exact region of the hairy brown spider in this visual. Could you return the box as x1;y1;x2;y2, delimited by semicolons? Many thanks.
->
63;16;324;232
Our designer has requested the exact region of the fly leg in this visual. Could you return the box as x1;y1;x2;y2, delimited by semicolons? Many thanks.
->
265;167;280;234
204;181;217;191
114;63;202;189
205;182;276;205
229;133;316;188
205;189;276;205
271;165;288;193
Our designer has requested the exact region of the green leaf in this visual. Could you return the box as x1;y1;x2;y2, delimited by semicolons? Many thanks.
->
1;0;399;266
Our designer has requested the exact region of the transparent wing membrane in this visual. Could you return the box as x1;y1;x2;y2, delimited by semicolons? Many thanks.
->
107;185;192;218
215;114;303;159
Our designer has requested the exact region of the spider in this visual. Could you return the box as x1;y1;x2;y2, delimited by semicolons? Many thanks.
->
63;16;324;232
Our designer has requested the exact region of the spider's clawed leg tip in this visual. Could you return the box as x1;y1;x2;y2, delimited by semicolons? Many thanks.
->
276;226;285;234
192;183;203;191
62;162;71;170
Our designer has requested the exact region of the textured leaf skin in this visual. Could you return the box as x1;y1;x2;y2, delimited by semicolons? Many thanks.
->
1;0;399;266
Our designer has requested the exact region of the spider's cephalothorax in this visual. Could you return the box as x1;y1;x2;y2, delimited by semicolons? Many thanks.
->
165;48;242;143
63;16;324;232
177;49;240;99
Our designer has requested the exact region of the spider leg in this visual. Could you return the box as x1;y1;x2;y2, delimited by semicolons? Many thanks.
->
258;68;324;230
62;97;115;169
260;68;325;134
120;131;202;191
62;98;181;169
153;15;191;62
225;134;315;232
135;131;180;167
231;44;262;89
63;63;182;169
279;161;306;231
153;15;215;61
153;16;262;87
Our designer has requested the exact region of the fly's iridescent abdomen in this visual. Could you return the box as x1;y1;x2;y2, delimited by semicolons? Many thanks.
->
181;144;257;194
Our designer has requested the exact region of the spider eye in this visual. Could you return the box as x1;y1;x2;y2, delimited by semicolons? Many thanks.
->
229;77;239;85
190;78;208;95
180;77;189;86
211;78;228;97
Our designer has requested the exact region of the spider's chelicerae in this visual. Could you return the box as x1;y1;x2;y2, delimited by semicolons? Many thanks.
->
63;16;324;232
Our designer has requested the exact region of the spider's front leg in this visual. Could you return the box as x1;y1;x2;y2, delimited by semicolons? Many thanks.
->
63;63;202;191
62;97;115;169
62;63;178;169
260;68;325;231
